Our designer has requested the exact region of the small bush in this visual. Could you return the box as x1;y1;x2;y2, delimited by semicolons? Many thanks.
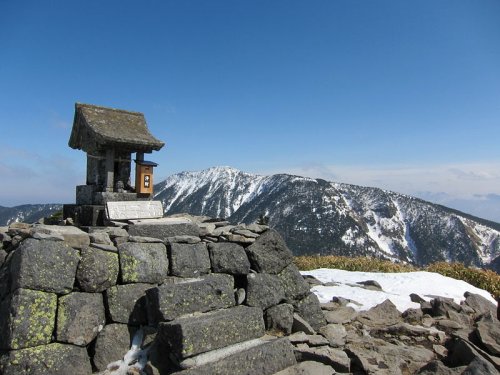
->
294;256;500;299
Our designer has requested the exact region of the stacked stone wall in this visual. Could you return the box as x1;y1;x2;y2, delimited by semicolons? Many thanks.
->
0;217;321;374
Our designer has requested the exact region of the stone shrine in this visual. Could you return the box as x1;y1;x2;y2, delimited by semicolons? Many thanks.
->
63;103;165;226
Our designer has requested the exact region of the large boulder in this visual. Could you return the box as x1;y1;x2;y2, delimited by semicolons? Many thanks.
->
265;303;294;335
294;293;327;331
356;299;402;327
118;242;169;283
169;242;211;278
92;323;132;372
208;242;250;275
32;224;90;249
76;246;119;292
0;288;57;350
245;229;293;274
278;263;311;302
147;273;235;324
474;312;500;356
7;239;79;295
56;292;106;346
159;306;265;360
246;273;285;310
128;222;200;241
0;342;92;375
105;283;154;325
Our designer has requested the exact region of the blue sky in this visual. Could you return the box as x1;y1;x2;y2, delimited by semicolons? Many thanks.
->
1;1;499;222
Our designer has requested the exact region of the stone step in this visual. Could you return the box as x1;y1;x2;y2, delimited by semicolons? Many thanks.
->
172;337;296;375
159;305;265;361
146;273;236;324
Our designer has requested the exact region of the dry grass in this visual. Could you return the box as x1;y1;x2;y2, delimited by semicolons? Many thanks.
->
294;255;500;299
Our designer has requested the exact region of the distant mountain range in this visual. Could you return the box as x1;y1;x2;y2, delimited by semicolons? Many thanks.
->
154;167;500;271
2;166;499;272
0;204;62;226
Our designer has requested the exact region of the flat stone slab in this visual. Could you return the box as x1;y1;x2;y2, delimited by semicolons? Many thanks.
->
159;306;265;360
147;273;235;324
128;222;200;240
174;338;296;375
106;200;164;220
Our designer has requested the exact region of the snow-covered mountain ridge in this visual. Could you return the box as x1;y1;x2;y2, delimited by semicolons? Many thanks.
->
155;166;500;271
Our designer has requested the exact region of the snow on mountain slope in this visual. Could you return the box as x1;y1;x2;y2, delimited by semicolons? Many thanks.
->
156;166;500;269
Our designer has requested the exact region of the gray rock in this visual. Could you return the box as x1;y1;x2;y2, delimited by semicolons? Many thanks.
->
416;360;465;375
128;235;164;243
118;242;168;283
475;311;500;356
159;306;265;360
346;337;435;375
90;242;118;252
92;323;132;371
294;346;350;373
356;279;383;291
463;292;498;318
89;231;113;245
292;313;316;334
278;264;311;302
245;223;268;233
169;242;211;278
105;283;154;325
226;233;256;244
0;249;7;267
462;356;499;375
302;275;324;287
31;231;64;241
319;323;347;347
323;306;357;324
303;334;330;347
410;293;426;303
431;297;462;317
274;361;335;375
212;225;236;236
245;229;293;274
0;342;92;375
235;288;246;305
231;229;260;238
265;303;294;334
167;235;202;244
8;239;79;295
356;299;401;327
0;288;57;350
56;292;105;346
173;338;296;375
32;224;90;249
76;246;119;292
128;223;200;241
147;273;235;324
246;273;285;309
403;307;424;324
208;242;250;275
294;293;327;331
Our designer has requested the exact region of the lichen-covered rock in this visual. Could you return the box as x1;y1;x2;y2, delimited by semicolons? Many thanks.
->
0;288;57;350
169;242;211;277
245;229;293;274
118;242;168;283
246;273;285;310
105;283;154;325
159;306;265;360
294;293;327;331
76;247;119;292
92;323;132;372
278;263;310;302
56;292;105;346
8;238;79;295
208;242;250;275
0;342;92;375
147;273;235;324
265;303;294;334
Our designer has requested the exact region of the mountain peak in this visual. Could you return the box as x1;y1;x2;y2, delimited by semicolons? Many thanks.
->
154;167;500;271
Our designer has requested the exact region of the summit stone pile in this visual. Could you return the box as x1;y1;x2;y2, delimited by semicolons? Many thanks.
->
0;216;499;374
